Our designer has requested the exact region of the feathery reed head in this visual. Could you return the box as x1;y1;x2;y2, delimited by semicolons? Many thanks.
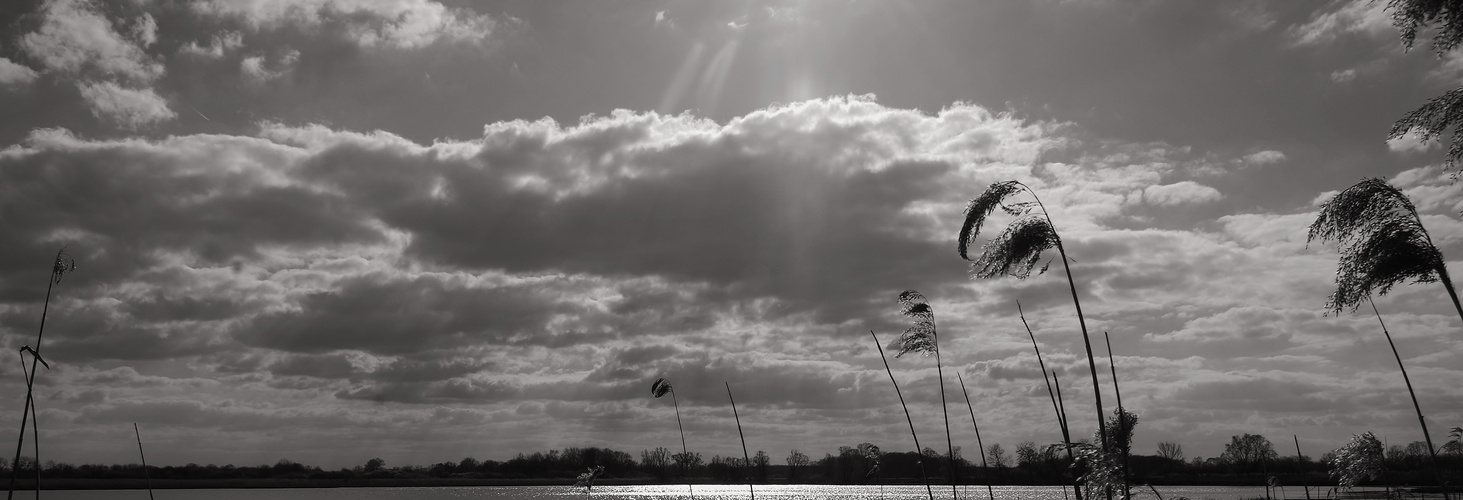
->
1309;178;1443;313
52;248;77;284
959;181;1029;260
651;378;673;398
970;214;1059;279
892;290;937;358
1329;431;1384;490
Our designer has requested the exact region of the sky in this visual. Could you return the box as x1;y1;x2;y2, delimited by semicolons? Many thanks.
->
0;0;1461;470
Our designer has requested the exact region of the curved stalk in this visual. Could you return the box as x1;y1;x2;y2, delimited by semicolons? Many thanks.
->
670;389;694;500
1016;182;1107;452
1104;333;1130;500
1020;302;1080;500
934;328;958;499
957;373;996;500
1367;297;1447;497
725;383;753;500
9;250;64;500
872;330;934;500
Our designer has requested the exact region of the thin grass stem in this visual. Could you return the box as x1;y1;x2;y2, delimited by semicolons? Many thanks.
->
871;330;934;500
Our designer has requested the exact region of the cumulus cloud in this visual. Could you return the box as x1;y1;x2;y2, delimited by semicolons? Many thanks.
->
1288;0;1392;46
1141;181;1223;206
0;58;40;86
77;81;176;128
1243;150;1286;165
16;0;172;127
180;32;245;59
191;0;510;49
240;50;300;84
3;96;1458;467
19;0;164;82
1387;128;1440;154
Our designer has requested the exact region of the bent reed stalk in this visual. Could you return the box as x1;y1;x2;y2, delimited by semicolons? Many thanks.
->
651;378;694;500
1366;297;1447;498
724;382;753;500
9;248;75;500
134;423;154;500
1020;301;1080;500
1104;333;1130;500
870;330;934;500
959;181;1107;452
956;373;996;500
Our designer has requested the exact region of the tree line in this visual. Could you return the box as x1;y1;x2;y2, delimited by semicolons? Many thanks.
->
1;430;1457;486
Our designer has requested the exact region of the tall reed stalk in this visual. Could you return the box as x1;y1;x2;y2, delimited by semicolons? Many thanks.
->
1366;297;1447;498
1104;333;1130;499
870;330;934;500
1294;435;1310;500
9;249;75;500
134;423;154;500
959;182;1107;452
724;382;753;500
652;378;694;500
956;372;996;500
1020;302;1080;500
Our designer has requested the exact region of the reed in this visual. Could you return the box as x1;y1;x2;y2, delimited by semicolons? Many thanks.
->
1103;333;1130;499
651;378;694;499
134;423;154;500
1020;301;1080;500
8;248;76;500
724;382;753;500
956;372;996;500
959;181;1108;452
870;330;934;500
890;290;958;499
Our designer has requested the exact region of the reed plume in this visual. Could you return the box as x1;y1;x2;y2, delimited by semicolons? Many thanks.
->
1308;177;1463;322
891;290;958;499
959;181;1108;452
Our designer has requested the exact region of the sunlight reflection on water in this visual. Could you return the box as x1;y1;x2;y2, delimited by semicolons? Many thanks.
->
10;484;1324;500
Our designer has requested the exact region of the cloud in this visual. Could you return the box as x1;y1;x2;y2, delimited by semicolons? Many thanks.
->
1141;181;1223;206
1387;128;1440;154
77;81;176;128
180;32;245;59
1330;68;1358;83
1288;0;1393;46
241;50;300;84
19;0;164;82
191;0;511;49
4;96;1458;468
0;58;40;86
1243;150;1286;166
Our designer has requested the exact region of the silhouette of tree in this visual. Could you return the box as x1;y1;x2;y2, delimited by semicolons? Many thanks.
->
1157;442;1184;462
988;444;1009;469
1222;434;1278;473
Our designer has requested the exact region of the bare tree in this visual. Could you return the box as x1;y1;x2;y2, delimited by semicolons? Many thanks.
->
1157;442;1184;463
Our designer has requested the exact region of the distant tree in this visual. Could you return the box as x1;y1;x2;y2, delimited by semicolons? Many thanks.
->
1157;442;1184;463
363;458;385;473
642;447;672;473
754;450;770;482
988;444;1009;468
672;451;703;470
1221;434;1278;473
1017;441;1041;469
786;449;810;467
458;457;479;473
